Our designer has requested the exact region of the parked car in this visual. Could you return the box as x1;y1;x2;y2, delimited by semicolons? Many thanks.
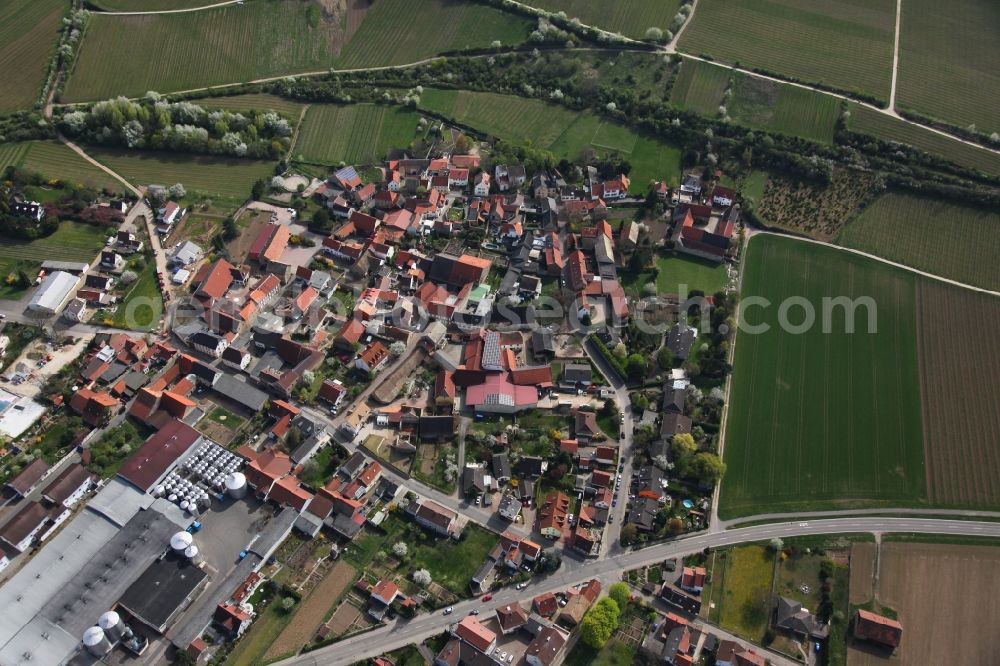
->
444;607;454;615
516;582;527;590
482;594;493;601
470;609;480;615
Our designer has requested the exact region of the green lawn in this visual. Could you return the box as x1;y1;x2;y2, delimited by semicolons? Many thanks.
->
563;638;635;666
419;89;681;190
896;0;1000;133
720;234;926;518
726;73;841;143
299;445;341;488
334;0;532;68
344;513;496;597
65;0;344;101
846;103;1000;176
523;0;682;39
678;0;895;101
0;220;108;299
87;420;149;478
671;59;730;116
86;148;273;199
108;262;163;331
837;192;1000;291
295;104;423;165
0;143;30;174
2;141;124;192
0;0;65;112
656;254;729;296
738;170;769;211
225;595;295;666
715;545;775;641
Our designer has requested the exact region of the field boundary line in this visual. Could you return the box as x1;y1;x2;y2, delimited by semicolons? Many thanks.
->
56;134;142;197
287;103;310;160
672;52;1000;158
888;0;902;111
93;0;243;16
723;506;1000;530
667;0;699;52
751;230;1000;297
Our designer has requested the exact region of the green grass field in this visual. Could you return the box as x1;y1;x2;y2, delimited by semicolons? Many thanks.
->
86;148;273;198
657;254;730;295
19;142;124;191
678;0;895;101
523;0;682;38
197;93;306;117
0;221;108;299
0;0;65;112
847;104;1000;177
726;74;841;143
714;545;774;641
419;89;681;189
838;193;1000;291
0;143;30;175
109;262;162;331
334;0;532;68
294;104;422;165
896;0;999;134
670;59;730;116
721;234;926;518
563;639;635;666
65;0;343;101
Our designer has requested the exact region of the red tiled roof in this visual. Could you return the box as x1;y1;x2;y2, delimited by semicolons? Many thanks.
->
855;609;903;648
533;592;558;617
358;462;382;487
455;616;496;653
195;258;234;302
510;366;553;387
336;319;365;345
269;474;313;511
118;419;201;492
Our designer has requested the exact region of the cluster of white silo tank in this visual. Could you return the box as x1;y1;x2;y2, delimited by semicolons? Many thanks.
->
81;611;133;657
152;470;210;515
185;442;243;493
170;531;204;565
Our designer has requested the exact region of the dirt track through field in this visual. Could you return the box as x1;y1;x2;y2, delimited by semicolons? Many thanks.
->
849;542;1000;665
848;542;876;605
263;560;358;661
916;281;1000;507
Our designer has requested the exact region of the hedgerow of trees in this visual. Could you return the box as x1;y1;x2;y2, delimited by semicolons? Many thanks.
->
57;94;293;159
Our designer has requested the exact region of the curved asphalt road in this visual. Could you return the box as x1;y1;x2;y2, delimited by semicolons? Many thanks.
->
274;516;1000;666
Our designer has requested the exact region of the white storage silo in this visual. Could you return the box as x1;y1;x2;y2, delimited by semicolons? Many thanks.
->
98;611;125;643
170;531;193;553
184;545;203;565
82;626;112;657
224;472;247;499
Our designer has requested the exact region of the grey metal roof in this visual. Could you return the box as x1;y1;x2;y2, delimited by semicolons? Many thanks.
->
27;271;79;312
213;373;268;411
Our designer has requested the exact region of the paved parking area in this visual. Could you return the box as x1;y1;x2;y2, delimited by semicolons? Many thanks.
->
196;495;273;575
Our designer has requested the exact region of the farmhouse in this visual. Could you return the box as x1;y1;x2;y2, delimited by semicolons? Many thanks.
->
853;609;902;651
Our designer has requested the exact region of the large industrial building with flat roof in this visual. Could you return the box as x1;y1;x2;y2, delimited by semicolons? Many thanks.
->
26;271;82;315
0;413;302;666
118;554;208;634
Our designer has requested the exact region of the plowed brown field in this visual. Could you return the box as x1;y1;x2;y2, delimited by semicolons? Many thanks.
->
849;542;1000;665
916;281;1000;507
